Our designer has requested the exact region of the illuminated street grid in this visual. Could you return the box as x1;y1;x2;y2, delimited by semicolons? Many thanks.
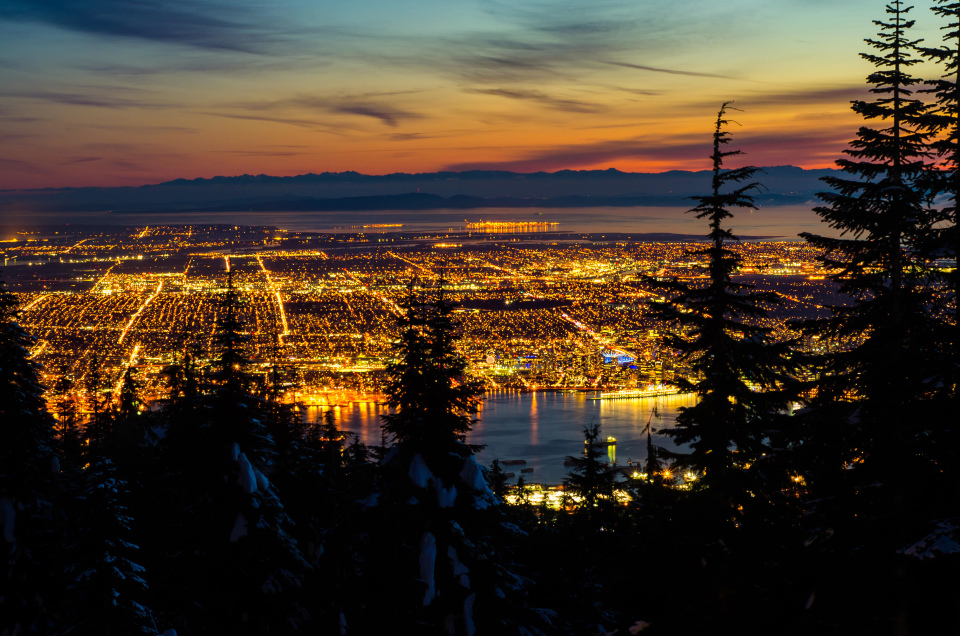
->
1;224;848;405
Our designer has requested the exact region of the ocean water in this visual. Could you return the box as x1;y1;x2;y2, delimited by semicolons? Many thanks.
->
0;204;838;240
308;390;699;485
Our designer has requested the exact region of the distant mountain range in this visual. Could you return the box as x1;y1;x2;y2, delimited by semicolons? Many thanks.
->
0;166;840;213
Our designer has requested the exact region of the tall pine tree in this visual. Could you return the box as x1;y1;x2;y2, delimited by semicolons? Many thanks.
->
919;0;960;498
0;275;60;634
66;455;160;636
155;264;310;634
646;103;797;528
359;279;529;635
798;1;947;533
563;423;618;531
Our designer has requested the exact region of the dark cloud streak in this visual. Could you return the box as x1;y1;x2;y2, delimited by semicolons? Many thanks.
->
230;92;425;128
212;150;316;157
61;156;103;165
730;85;871;108
0;157;50;174
444;128;854;173
0;0;288;53
379;0;700;88
465;88;604;113
603;61;732;79
194;111;349;135
5;89;172;109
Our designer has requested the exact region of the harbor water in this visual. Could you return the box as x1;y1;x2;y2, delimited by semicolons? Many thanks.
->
306;389;698;485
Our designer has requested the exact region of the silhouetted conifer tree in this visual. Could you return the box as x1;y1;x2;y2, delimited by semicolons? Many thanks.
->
563;423;617;530
487;459;510;501
781;9;960;632
53;372;84;467
359;279;535;635
919;0;960;488
154;266;310;634
646;103;797;528
213;267;250;400
798;1;947;532
0;275;59;634
380;282;483;459
67;456;160;636
83;353;112;457
112;367;155;459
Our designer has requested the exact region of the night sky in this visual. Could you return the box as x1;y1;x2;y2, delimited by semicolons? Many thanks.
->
0;0;942;189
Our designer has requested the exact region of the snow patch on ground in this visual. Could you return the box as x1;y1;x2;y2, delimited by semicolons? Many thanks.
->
409;454;435;489
900;521;960;560
534;608;558;624
237;453;257;493
419;532;437;606
255;469;270;493
448;545;470;588
460;456;494;496
500;522;528;536
436;482;457;508
230;514;248;542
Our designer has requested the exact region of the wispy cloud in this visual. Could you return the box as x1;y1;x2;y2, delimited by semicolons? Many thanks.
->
229;92;425;128
387;132;440;142
367;0;706;88
0;116;44;124
603;61;732;79
0;0;289;53
0;132;37;142
464;88;605;113
614;87;663;96
4;89;172;109
82;124;199;135
0;157;49;173
212;149;316;157
61;156;103;165
194;111;348;135
728;85;871;109
76;142;190;172
443;126;854;173
326;104;417;128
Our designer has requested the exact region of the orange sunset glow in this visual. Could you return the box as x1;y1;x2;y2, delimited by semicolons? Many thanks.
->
0;0;925;189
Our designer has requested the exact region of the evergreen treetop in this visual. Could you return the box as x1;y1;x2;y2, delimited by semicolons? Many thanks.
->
920;0;960;403
381;279;484;468
799;1;944;487
563;423;618;530
646;103;797;523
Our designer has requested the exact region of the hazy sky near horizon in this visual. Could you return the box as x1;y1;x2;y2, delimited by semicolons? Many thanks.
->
0;0;950;189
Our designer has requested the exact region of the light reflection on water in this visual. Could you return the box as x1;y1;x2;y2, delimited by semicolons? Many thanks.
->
305;389;697;484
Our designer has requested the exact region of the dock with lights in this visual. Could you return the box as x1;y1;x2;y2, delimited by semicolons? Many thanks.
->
589;384;686;400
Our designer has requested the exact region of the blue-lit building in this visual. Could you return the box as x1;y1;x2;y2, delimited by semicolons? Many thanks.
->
601;348;635;365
